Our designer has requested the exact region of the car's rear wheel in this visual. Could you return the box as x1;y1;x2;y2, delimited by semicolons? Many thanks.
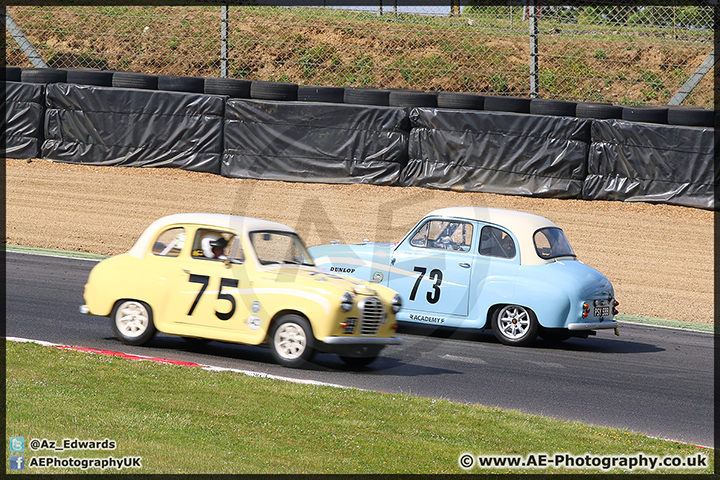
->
270;315;315;367
111;300;156;345
491;305;538;346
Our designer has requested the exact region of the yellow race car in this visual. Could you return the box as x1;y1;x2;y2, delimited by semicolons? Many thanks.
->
80;213;401;367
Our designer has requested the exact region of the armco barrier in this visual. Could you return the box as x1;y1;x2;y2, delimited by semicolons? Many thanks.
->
222;99;409;185
41;83;224;173
583;119;714;210
4;81;45;159
401;107;591;199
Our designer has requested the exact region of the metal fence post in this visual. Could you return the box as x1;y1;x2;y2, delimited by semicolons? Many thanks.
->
528;1;539;98
221;1;229;78
3;9;48;68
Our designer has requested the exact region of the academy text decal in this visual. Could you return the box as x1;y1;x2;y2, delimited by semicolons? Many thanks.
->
409;314;445;324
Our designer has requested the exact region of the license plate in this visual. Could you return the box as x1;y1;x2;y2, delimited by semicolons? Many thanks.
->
593;305;611;317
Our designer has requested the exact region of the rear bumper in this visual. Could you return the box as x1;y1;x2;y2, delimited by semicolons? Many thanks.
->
567;320;619;331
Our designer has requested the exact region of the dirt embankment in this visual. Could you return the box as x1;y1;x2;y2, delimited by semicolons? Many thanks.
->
5;158;714;324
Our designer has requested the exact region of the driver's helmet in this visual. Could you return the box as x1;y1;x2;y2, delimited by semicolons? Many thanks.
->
201;233;228;258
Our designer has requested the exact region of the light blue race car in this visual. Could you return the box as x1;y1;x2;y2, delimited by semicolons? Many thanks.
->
308;207;619;346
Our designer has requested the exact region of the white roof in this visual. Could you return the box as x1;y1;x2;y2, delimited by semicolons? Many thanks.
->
128;213;295;258
424;207;560;266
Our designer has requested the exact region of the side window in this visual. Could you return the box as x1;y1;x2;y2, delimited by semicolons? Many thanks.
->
152;227;185;257
479;226;516;259
409;220;473;252
191;229;244;262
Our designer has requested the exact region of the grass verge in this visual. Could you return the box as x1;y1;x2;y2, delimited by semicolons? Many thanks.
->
6;341;713;474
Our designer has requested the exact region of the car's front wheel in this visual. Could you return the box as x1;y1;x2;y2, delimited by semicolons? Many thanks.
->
491;305;538;346
270;315;315;368
111;300;156;345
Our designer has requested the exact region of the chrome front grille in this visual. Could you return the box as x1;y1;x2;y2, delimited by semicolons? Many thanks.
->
358;297;385;335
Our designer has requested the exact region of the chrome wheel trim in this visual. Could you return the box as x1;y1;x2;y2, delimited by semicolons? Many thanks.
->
116;301;150;338
497;305;531;340
274;322;307;360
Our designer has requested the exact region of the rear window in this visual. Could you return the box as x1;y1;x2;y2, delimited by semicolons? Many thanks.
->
534;228;576;259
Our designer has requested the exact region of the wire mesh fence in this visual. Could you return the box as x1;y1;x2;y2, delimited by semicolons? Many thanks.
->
4;2;715;107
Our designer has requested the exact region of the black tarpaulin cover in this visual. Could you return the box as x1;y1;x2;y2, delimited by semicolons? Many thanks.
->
400;107;591;198
583;119;714;210
221;99;409;184
42;83;224;173
4;81;45;159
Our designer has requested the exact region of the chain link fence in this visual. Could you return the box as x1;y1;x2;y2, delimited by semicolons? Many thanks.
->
4;2;715;107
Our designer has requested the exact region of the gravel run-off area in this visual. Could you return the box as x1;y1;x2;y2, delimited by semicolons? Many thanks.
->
5;158;714;324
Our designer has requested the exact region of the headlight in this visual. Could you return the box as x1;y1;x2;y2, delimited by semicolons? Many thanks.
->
340;292;354;312
391;294;402;313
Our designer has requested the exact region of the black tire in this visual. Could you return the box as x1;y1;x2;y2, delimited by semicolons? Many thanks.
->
667;106;715;127
157;74;205;93
110;300;157;346
343;87;391;106
491;305;538;346
270;314;315;367
484;95;531;113
112;72;158;90
621;105;668;124
297;85;345;103
250;80;298;101
204;77;251;98
575;102;623;120
437;92;485;110
529;98;577;117
539;328;572;343
388;90;438;108
65;68;114;87
2;66;22;82
21;67;67;84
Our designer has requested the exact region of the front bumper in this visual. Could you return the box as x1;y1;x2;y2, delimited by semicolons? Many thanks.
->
322;336;402;345
567;320;619;331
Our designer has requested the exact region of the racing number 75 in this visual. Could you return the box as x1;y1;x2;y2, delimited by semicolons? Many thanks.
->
409;266;443;304
187;274;239;320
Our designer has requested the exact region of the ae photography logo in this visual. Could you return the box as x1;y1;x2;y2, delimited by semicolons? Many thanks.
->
7;436;142;471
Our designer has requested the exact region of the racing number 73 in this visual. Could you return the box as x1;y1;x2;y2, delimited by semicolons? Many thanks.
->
409;266;443;304
187;274;239;320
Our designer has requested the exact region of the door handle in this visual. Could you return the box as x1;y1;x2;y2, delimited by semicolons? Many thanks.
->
182;268;191;274
390;257;396;265
458;262;470;268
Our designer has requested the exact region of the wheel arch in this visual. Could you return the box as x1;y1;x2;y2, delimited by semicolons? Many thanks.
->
267;309;315;340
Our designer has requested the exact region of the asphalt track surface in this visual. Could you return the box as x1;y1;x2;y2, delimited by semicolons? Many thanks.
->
6;251;715;448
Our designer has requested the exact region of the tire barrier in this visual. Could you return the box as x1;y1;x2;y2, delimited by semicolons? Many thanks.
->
297;85;345;103
249;80;298;101
583;119;714;209
222;99;409;185
20;67;67;84
157;74;205;93
203;77;251;98
111;72;158;90
401;107;591;199
65;68;114;87
4;70;715;209
41;83;224;173
436;92;485;110
4;81;45;159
